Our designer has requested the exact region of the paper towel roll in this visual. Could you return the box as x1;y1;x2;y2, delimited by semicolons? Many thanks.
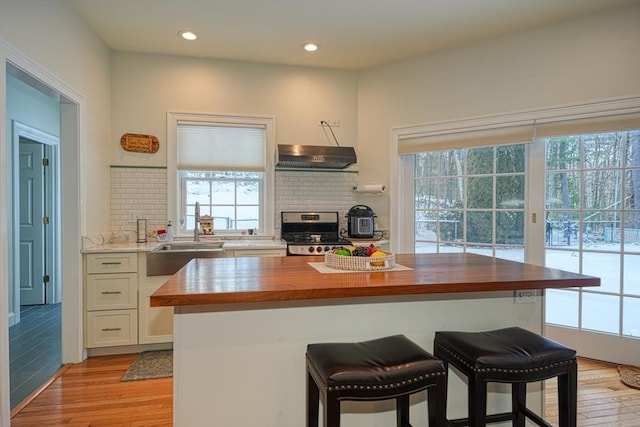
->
356;184;385;193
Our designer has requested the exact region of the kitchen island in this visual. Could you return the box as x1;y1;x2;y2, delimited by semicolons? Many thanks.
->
151;253;598;427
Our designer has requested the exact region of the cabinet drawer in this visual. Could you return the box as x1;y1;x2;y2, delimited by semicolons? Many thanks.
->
86;253;137;274
86;309;138;348
231;249;286;257
86;273;137;311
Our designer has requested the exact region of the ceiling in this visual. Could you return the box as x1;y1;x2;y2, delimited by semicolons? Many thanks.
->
70;0;635;70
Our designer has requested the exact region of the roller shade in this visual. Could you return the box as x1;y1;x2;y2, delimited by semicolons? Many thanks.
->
177;123;266;171
535;112;640;138
398;123;534;155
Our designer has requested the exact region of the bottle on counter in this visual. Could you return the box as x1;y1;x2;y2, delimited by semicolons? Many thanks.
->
166;220;174;241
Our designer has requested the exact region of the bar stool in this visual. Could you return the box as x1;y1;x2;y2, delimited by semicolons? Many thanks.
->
306;334;447;427
434;327;577;427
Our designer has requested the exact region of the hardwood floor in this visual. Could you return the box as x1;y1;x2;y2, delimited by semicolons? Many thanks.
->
9;356;638;426
10;353;172;426
545;358;640;426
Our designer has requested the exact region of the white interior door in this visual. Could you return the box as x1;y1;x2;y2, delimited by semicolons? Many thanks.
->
19;139;46;305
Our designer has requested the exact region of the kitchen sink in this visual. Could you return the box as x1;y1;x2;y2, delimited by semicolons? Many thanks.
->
147;241;226;276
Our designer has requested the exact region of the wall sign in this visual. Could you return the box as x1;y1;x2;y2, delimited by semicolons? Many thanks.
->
120;133;159;153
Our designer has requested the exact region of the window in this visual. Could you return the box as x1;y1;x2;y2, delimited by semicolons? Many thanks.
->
167;112;275;236
180;171;262;232
391;98;640;363
411;144;526;261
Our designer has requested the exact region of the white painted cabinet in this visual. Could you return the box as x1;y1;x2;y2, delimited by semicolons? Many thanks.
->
225;248;286;257
138;272;174;345
84;253;138;348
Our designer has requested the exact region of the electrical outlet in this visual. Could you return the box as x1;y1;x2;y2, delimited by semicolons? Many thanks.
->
514;290;537;304
319;120;340;127
128;210;141;223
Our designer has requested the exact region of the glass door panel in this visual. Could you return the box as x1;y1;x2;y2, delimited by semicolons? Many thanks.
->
543;130;640;365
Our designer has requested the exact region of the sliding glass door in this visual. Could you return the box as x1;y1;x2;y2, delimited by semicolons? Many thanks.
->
542;130;640;365
397;114;640;364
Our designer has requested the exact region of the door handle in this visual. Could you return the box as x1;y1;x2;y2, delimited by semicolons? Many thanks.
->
101;291;122;295
100;327;122;332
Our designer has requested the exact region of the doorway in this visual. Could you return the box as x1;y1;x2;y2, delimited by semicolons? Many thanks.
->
8;80;63;411
2;43;85;426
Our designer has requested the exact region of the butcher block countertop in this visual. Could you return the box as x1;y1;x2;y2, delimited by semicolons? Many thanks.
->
150;253;599;307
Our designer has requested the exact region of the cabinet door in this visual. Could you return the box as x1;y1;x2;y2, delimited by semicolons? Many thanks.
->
86;309;138;348
86;273;137;310
138;277;174;344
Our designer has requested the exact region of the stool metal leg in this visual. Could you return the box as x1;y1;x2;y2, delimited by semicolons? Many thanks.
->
307;371;320;427
512;383;526;427
396;395;410;427
558;361;578;427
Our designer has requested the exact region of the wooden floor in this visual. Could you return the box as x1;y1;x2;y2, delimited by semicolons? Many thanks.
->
10;353;172;427
9;303;62;409
9;356;639;426
545;358;640;426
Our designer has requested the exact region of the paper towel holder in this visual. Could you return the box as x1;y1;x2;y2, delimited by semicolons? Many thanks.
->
353;184;386;194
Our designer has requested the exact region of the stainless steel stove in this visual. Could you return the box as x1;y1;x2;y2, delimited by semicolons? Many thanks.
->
281;211;351;256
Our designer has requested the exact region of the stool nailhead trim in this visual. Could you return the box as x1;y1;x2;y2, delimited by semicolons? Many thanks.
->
435;342;576;374
307;359;446;392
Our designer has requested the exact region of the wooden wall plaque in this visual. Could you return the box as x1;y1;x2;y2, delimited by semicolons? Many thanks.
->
120;133;159;153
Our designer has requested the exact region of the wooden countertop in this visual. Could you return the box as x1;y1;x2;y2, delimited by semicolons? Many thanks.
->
150;253;599;307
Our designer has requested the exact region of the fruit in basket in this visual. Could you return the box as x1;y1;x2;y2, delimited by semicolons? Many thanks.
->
352;246;369;257
334;248;352;256
366;244;378;256
370;250;387;266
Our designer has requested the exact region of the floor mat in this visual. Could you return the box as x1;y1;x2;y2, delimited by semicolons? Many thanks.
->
618;365;640;390
120;350;173;381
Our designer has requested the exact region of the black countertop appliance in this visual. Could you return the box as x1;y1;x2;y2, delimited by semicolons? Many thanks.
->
347;205;375;239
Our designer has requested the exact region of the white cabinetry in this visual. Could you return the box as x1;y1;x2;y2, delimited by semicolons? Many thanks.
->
85;253;138;348
138;266;174;344
138;272;173;344
226;248;286;257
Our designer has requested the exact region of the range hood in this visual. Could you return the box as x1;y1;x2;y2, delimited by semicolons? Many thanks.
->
275;144;357;170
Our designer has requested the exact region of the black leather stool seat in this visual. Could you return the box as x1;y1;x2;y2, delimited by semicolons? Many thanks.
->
306;334;447;427
434;327;577;427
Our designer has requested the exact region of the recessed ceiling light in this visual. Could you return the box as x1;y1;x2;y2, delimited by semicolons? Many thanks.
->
303;43;319;52
179;30;198;41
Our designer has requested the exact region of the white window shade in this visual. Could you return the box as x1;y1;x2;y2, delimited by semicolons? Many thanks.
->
177;123;266;171
535;112;640;138
398;123;534;154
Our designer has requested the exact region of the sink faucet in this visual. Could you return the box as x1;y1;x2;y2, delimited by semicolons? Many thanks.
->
194;201;200;242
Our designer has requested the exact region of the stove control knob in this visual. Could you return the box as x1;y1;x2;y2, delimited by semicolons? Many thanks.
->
324;246;330;252
316;246;322;253
308;247;315;253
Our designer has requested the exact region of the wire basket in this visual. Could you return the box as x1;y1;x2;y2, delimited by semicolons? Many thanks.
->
325;251;395;271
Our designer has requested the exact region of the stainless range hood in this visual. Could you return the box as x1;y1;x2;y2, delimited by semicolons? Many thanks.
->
275;144;357;170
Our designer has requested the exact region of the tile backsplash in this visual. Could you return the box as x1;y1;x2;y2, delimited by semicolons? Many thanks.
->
108;167;359;241
110;167;168;241
274;170;358;233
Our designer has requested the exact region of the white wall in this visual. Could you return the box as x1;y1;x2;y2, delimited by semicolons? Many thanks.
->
1;1;111;424
1;0;112;233
111;52;359;167
358;3;640;230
